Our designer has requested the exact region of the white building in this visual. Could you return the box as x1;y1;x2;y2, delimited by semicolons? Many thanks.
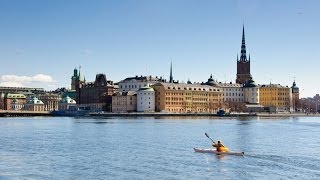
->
216;82;244;103
243;79;259;104
118;75;164;92
137;86;155;112
25;97;45;111
59;96;77;111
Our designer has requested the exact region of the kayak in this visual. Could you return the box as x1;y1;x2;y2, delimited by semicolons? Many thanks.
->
193;148;244;156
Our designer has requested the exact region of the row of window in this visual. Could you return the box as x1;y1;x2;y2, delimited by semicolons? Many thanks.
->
166;87;220;91
120;84;147;89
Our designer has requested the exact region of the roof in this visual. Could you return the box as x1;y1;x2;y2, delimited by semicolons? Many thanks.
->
259;84;290;89
152;82;222;92
216;82;242;88
112;91;137;96
119;75;163;83
138;86;154;92
6;93;26;99
244;79;258;88
27;97;44;105
60;96;76;104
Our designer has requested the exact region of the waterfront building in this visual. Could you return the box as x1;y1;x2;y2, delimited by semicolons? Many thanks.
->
215;82;245;112
112;91;137;112
58;96;76;111
236;25;252;84
37;93;59;111
216;82;244;103
137;86;155;112
204;74;245;111
3;93;26;110
152;83;223;113
71;67;85;91
291;80;300;111
118;75;164;93
78;73;115;111
0;86;44;94
24;97;45;111
0;93;5;110
243;78;259;104
259;84;293;112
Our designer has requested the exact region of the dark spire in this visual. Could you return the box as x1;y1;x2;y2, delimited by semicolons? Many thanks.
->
240;25;247;62
169;62;173;83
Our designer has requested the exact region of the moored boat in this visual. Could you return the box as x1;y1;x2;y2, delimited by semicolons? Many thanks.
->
193;148;244;156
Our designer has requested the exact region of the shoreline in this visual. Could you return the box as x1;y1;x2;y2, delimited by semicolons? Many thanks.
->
1;110;319;118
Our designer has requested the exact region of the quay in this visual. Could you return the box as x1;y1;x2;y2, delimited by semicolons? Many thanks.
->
0;110;52;117
89;112;257;117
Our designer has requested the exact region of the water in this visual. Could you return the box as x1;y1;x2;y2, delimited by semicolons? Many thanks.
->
0;116;320;179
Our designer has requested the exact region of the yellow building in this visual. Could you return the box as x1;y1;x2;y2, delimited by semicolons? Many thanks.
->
152;83;223;113
259;84;292;112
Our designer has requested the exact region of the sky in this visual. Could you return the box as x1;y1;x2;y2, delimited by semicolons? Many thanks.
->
0;0;319;97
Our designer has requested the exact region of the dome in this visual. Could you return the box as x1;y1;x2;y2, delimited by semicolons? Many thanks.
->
27;97;44;105
206;74;217;86
291;81;299;90
60;96;76;104
244;78;257;88
138;86;154;92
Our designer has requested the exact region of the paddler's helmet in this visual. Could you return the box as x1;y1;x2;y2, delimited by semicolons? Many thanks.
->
217;140;222;143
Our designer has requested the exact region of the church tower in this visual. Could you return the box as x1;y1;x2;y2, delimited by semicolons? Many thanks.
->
236;25;252;84
169;62;173;83
71;67;78;90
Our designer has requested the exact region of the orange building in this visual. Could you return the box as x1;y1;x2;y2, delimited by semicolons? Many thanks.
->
152;83;223;113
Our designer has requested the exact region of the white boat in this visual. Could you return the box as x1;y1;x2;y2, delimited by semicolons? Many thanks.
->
193;148;244;156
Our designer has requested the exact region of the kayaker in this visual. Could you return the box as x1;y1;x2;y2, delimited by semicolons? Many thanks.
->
212;140;229;152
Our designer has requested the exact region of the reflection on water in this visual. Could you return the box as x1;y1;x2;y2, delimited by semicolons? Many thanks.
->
0;116;320;179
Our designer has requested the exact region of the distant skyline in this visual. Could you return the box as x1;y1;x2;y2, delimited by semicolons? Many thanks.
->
0;0;319;97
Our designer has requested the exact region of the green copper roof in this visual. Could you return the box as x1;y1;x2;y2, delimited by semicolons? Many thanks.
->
138;86;154;91
6;93;26;98
27;97;44;104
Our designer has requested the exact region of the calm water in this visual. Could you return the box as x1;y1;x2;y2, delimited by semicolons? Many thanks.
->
0;116;320;179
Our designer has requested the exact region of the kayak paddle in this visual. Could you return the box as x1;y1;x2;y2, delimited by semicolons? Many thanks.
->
205;133;216;145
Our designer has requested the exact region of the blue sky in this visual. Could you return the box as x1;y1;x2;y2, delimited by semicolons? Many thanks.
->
0;0;319;97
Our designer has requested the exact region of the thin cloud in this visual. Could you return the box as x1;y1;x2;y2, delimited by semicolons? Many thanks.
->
1;74;56;83
0;74;58;90
82;49;93;56
0;81;24;87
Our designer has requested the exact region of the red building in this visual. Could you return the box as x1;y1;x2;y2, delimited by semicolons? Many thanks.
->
76;73;115;112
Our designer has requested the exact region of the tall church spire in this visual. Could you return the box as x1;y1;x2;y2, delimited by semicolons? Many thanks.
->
240;25;247;62
236;25;252;84
169;62;173;83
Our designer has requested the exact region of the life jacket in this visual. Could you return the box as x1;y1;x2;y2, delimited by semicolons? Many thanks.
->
217;146;229;152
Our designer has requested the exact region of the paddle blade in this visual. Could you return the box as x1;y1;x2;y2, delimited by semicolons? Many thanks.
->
205;133;210;138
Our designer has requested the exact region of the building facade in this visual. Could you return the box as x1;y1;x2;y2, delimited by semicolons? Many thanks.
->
112;91;137;112
291;80;300;111
37;93;59;111
24;97;45;111
78;74;115;111
118;75;164;93
243;78;259;104
3;93;26;110
58;96;77;111
259;84;293;112
152;83;223;113
137;86;155;112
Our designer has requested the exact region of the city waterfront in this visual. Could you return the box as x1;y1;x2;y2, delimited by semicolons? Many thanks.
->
0;116;320;179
